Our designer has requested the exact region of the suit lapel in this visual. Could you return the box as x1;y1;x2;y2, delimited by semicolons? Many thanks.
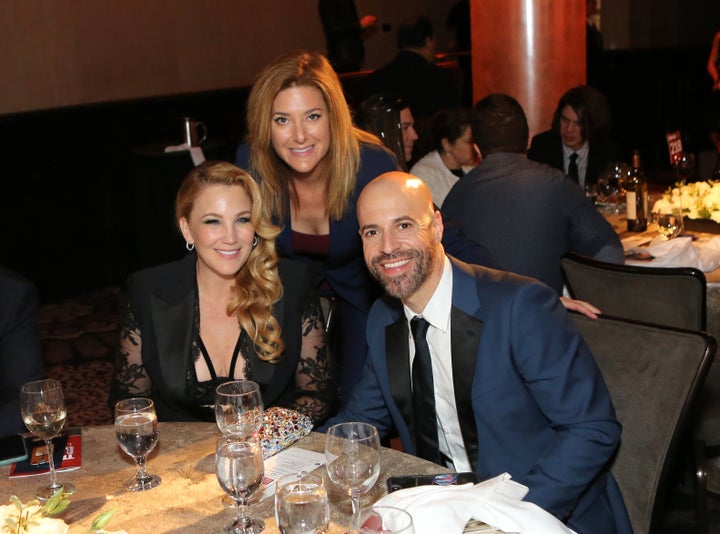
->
386;316;414;436
450;305;482;471
153;290;195;401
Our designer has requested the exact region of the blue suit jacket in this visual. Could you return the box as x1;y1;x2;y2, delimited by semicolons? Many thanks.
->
324;257;632;534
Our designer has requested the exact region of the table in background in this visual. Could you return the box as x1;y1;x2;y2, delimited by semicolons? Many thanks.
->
0;423;455;533
129;140;229;272
605;211;720;342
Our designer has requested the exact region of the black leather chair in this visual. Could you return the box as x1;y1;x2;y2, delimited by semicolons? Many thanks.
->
571;313;716;534
561;251;707;331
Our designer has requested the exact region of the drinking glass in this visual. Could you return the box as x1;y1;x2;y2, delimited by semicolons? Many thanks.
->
674;153;696;184
20;379;75;499
351;505;414;534
114;397;161;491
275;472;330;534
325;422;381;524
215;380;264;437
598;162;626;213
655;207;683;239
216;435;265;534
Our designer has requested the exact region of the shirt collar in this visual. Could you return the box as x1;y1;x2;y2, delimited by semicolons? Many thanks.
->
563;141;589;160
403;255;452;333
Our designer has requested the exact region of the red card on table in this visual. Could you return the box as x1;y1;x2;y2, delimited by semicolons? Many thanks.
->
9;428;82;478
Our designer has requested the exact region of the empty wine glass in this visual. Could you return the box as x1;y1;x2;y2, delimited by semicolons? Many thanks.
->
114;397;161;491
215;380;264;437
325;422;381;525
20;379;75;499
351;505;415;534
216;435;265;534
275;472;330;534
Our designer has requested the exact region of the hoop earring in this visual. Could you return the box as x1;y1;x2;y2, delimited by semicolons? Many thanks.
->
186;242;195;251
252;235;259;248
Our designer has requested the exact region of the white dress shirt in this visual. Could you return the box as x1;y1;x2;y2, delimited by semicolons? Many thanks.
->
562;141;589;189
403;255;472;472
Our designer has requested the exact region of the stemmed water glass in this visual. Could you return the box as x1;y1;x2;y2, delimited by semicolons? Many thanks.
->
216;435;266;534
114;397;161;491
215;380;264;437
20;379;75;499
325;422;381;525
275;472;330;534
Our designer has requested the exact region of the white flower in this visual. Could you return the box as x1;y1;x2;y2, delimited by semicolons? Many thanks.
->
655;180;720;220
0;504;69;534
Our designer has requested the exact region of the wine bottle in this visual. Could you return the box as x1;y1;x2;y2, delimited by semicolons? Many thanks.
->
623;150;648;232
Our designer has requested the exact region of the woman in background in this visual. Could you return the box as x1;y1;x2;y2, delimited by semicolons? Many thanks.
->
110;161;334;424
235;51;397;407
409;107;479;206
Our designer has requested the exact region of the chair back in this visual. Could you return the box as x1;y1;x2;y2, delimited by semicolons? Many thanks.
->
561;252;707;330
571;312;715;534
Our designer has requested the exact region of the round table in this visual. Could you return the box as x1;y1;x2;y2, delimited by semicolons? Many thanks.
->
0;423;455;533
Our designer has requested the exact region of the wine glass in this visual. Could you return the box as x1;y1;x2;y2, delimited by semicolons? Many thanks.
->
20;379;75;499
215;380;264;437
114;397;161;491
655;207;683;239
216;435;265;534
674;153;696;184
325;422;381;525
275;472;330;534
351;505;415;534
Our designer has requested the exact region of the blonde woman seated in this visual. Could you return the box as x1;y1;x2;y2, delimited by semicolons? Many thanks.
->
409;107;479;206
110;161;335;425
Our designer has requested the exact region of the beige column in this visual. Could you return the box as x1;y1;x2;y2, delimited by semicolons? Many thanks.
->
470;0;586;137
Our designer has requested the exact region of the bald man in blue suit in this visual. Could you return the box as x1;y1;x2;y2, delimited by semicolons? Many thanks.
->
321;172;631;533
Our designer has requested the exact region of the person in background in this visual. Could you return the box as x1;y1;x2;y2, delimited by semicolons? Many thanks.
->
443;94;624;295
707;29;720;154
528;86;616;190
359;94;419;170
409;107;479;206
318;0;377;73
321;171;632;534
109;161;335;424
445;0;472;106
364;15;461;159
0;266;44;439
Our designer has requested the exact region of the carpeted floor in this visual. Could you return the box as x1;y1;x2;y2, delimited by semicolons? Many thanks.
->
39;286;125;427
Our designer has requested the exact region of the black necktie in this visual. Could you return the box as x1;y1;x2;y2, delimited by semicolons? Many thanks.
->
568;153;579;183
410;316;440;464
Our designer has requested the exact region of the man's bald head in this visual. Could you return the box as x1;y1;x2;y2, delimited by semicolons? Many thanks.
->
357;171;444;311
358;171;435;222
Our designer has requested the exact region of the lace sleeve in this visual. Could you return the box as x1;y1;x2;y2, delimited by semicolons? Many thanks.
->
287;296;337;425
109;303;152;406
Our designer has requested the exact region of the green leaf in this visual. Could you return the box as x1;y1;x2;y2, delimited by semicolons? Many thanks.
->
87;508;117;533
44;487;65;514
46;498;71;516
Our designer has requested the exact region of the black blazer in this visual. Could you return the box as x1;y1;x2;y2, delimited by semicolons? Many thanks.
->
527;130;617;186
0;267;43;438
116;254;316;422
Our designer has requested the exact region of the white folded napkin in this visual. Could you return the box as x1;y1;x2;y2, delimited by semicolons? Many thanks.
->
623;235;720;272
163;143;206;166
374;473;576;534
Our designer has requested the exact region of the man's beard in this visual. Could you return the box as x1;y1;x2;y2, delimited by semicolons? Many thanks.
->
369;246;435;300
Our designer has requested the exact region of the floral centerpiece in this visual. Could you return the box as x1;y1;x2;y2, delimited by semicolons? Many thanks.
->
1;490;120;534
652;180;720;223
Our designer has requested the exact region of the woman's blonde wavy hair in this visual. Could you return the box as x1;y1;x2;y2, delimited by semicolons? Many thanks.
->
245;50;382;222
175;161;284;362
